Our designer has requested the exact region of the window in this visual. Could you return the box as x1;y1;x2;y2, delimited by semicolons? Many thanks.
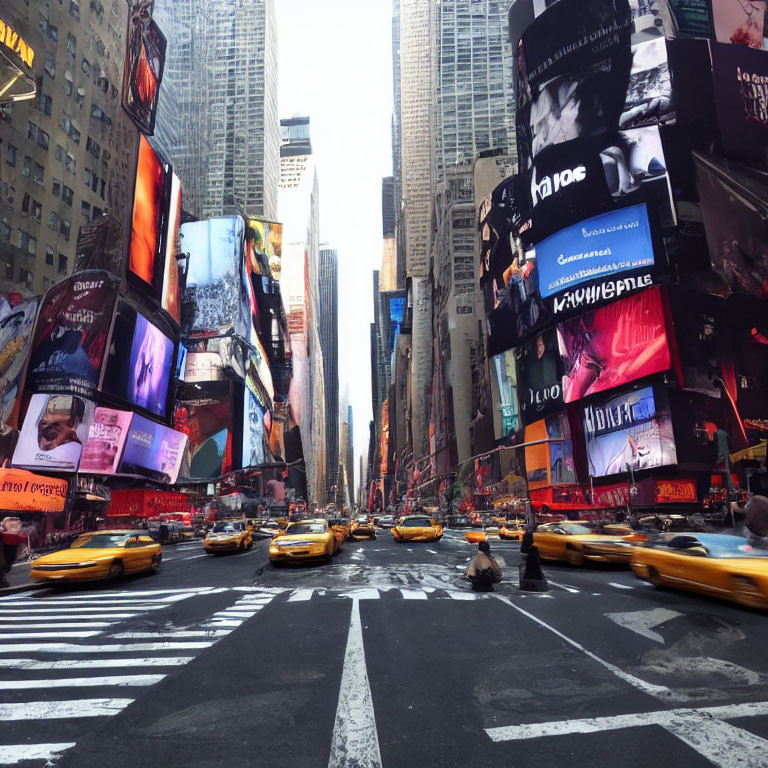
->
6;145;16;166
70;126;80;144
55;144;63;162
0;181;14;206
48;25;58;42
60;219;71;241
20;233;37;255
52;178;61;197
27;122;39;142
48;211;60;231
59;113;71;133
45;51;55;78
38;92;53;118
92;206;103;220
38;130;49;150
81;201;91;219
21;193;29;213
62;186;74;206
83;167;92;186
65;154;76;174
31;199;42;221
18;268;33;288
86;136;100;159
58;253;69;273
67;33;76;58
70;1;81;22
32;162;44;184
22;156;32;177
45;246;55;266
0;222;10;242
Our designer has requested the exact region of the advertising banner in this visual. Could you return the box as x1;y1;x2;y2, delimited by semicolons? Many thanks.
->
524;413;576;489
655;478;697;503
713;0;765;48
654;0;714;38
583;385;677;476
711;43;768;161
243;385;265;469
27;272;119;398
122;4;166;135
119;413;187;485
174;395;232;480
79;407;133;475
249;218;283;280
181;217;245;336
491;350;519;440
129;136;168;293
536;203;655;300
694;152;768;298
74;216;126;277
108;489;188;519
13;394;95;472
558;286;672;403
0;294;38;426
516;329;563;425
620;37;674;130
0;467;68;513
161;172;182;324
183;352;226;383
104;303;175;418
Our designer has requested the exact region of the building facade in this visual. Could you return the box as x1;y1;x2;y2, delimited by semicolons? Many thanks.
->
319;246;339;504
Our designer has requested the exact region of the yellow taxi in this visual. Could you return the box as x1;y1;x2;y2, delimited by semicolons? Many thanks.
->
499;519;527;541
350;516;377;540
392;515;443;543
203;521;253;554
30;530;162;583
269;519;343;564
533;521;633;566
631;533;768;609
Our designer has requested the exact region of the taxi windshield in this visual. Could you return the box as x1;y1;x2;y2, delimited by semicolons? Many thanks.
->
670;534;768;559
402;518;431;527
71;534;130;549
558;523;595;535
287;523;326;534
212;523;237;533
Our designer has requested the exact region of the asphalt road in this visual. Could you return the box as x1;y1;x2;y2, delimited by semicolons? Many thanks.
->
1;529;767;767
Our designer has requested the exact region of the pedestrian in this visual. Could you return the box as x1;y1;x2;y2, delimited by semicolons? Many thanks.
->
465;540;502;592
0;517;24;588
519;531;548;591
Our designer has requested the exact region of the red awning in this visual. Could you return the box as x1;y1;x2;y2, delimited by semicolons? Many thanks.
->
107;489;188;519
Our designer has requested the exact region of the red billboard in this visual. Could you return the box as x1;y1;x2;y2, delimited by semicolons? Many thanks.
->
558;286;672;403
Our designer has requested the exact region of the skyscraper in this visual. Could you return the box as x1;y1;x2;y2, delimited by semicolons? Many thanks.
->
153;0;280;220
319;246;339;504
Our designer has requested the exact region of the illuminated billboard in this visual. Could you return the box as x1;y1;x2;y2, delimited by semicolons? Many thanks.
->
558;286;672;403
249;218;283;281
79;407;133;475
181;217;245;336
536;204;655;300
0;295;38;426
515;328;563;426
129;136;168;294
119;413;187;485
524;413;576;489
583;386;677;477
13;394;95;472
243;386;265;468
491;350;519;440
27;272;120;398
103;303;175;418
122;4;166;135
174;395;232;480
161;172;182;324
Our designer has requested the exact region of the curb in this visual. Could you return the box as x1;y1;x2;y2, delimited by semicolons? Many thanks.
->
0;581;46;597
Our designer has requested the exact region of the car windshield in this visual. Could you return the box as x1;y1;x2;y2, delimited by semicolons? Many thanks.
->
664;534;768;558
402;518;431;527
212;523;237;533
71;534;130;549
287;523;326;534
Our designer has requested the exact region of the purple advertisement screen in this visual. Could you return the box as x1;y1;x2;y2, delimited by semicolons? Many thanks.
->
119;413;187;485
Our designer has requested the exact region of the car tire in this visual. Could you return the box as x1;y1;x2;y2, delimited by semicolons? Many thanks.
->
150;554;162;573
565;546;584;567
109;560;124;580
648;566;662;587
731;575;768;609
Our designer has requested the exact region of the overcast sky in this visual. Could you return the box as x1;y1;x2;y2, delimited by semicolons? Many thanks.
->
277;0;394;494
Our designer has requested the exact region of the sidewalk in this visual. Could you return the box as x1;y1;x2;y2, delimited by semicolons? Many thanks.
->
0;557;43;595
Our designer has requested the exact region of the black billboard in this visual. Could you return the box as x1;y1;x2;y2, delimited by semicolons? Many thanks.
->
515;328;564;426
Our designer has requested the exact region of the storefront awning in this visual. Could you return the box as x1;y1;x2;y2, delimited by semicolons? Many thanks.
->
731;441;767;464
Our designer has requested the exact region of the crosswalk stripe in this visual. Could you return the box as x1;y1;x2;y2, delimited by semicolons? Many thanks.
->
0;600;168;608
201;620;242;628
0;641;214;653
0;608;144;616
0;622;112;630
0;631;102;640
0;588;214;601
0;613;137;620
108;631;231;639
0;674;166;690
608;582;634;590
547;580;580;594
0;698;134;721
399;589;427;600
0;743;76;764
288;589;315;602
0;657;193;670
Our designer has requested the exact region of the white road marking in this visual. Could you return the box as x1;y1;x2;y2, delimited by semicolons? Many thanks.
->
288;589;315;602
338;588;381;601
0;641;214;653
494;595;674;700
605;608;682;644
0;608;142;616
0;744;76;764
231;587;285;593
328;599;382;768
608;582;634;590
486;701;768;767
1;588;213;600
0;657;193;670
170;553;209;561
546;580;580;594
216;611;259;618
0;600;167;608
425;549;438;555
109;630;231;639
447;591;481;600
0;622;112;629
0;674;166;690
0;630;102;640
201;620;243;628
0;698;134;721
399;589;427;600
0;613;137;621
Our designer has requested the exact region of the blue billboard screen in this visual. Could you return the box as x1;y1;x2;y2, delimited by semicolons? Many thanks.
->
536;204;655;299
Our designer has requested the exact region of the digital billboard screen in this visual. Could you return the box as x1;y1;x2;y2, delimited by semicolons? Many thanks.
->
243;386;265;469
119;413;187;485
181;217;245;336
103;302;174;417
174;396;232;480
583;385;677;477
122;5;166;135
524;413;576;489
13;394;95;472
249;218;283;281
515;328;563;426
558;286;672;403
27;272;120;398
491;350;519;440
79;407;133;475
0;295;38;426
129;136;168;293
712;0;765;48
161;172;182;324
536;203;655;300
